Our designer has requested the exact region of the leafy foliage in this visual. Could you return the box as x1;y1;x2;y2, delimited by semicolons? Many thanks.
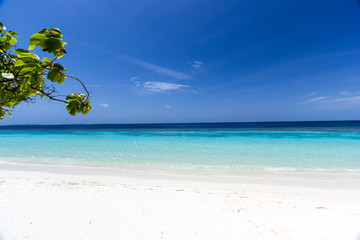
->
0;22;91;119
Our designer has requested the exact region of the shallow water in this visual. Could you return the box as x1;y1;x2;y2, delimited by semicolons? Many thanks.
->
1;122;360;172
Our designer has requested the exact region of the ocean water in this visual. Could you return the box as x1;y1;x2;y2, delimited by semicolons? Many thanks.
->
0;121;360;172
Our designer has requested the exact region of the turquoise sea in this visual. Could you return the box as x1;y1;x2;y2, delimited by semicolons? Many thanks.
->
0;121;360;172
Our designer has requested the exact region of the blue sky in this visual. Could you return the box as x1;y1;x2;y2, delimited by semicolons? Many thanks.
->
1;0;360;124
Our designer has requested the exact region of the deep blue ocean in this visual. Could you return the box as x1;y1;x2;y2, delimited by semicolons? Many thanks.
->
0;121;360;172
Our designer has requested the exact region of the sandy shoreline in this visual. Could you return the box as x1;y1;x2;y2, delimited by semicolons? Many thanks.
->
0;164;359;240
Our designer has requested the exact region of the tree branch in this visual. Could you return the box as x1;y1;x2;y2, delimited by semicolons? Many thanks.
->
64;74;90;100
32;86;68;103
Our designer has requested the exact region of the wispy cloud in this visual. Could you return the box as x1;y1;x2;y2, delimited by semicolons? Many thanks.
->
130;78;196;94
192;61;203;69
130;77;139;81
190;60;203;69
306;92;317;97
99;103;109;108
143;82;190;93
339;91;351;96
164;104;171;109
189;60;205;73
298;96;328;104
72;39;190;80
298;94;360;108
318;96;360;104
124;56;191;80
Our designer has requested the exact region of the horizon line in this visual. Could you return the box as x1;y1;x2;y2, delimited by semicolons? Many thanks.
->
0;119;360;127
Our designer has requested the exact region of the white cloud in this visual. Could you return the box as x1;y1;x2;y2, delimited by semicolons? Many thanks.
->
143;81;190;93
318;96;360;104
130;77;139;81
189;60;204;72
297;94;360;108
192;60;203;69
125;57;191;80
164;104;171;109
99;103;109;108
339;91;351;96
298;96;328;104
306;92;317;97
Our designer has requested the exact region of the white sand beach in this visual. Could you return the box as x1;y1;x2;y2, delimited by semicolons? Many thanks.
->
0;164;359;240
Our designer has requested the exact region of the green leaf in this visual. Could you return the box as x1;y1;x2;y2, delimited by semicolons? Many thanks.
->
30;74;44;87
9;37;17;46
66;101;80;116
80;100;91;114
43;38;62;53
48;28;63;38
47;70;63;83
0;24;6;32
7;112;12;117
1;73;14;79
19;66;40;74
43;57;52;62
47;70;57;81
53;63;66;71
15;59;41;73
0;109;4;120
38;28;63;38
14;58;38;67
17;52;40;60
19;82;30;91
6;31;19;38
13;48;30;53
29;33;45;50
66;93;86;101
0;35;16;51
0;35;10;43
58;74;66;84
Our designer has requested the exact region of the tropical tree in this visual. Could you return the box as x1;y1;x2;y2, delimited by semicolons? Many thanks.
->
0;22;91;119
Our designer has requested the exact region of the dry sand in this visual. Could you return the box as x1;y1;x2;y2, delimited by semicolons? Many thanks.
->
0;164;359;240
